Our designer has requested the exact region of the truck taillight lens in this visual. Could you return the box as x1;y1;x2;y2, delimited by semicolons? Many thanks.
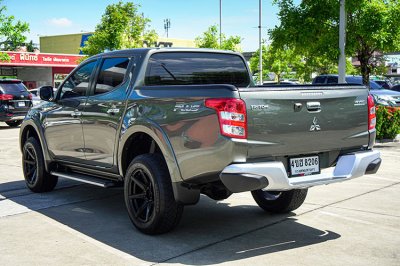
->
0;94;13;100
205;98;247;139
368;95;376;130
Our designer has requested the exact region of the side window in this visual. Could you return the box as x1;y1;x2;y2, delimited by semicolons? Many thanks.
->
314;76;326;84
94;57;130;95
327;76;338;84
59;61;97;100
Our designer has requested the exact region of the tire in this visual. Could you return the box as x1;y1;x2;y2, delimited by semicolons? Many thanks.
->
124;154;183;235
6;120;22;127
251;189;308;213
22;137;58;192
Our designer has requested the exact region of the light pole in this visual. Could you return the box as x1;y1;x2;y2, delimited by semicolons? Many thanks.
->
219;0;222;47
338;0;346;83
164;19;171;38
258;0;263;85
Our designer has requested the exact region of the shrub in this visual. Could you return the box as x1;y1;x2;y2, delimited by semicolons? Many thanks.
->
375;106;400;140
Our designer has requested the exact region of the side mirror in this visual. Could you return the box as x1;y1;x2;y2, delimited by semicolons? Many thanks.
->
39;86;54;101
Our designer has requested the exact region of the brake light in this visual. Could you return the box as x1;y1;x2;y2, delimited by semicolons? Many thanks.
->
368;95;376;130
28;93;32;100
205;98;247;139
0;94;13;100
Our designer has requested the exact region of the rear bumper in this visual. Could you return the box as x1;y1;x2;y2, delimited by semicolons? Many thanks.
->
0;114;26;122
220;150;381;192
0;106;28;122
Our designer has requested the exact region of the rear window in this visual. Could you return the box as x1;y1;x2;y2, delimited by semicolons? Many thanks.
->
0;82;28;94
145;52;250;87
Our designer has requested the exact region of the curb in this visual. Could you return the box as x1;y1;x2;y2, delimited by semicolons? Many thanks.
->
376;134;400;143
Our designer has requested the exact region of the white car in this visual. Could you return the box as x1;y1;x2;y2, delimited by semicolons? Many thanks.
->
29;87;57;106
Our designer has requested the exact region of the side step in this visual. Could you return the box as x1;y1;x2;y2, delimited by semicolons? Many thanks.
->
50;171;115;188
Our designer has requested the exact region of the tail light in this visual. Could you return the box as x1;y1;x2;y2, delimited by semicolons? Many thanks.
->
28;93;32;100
0;94;13;101
368;95;376;130
205;98;247;139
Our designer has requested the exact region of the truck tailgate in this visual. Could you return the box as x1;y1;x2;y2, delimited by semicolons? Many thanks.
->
239;85;370;159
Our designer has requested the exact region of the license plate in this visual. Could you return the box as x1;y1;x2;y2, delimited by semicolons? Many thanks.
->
17;101;25;107
289;156;320;177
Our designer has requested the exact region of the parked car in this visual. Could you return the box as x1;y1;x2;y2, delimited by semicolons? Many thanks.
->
28;88;41;106
29;87;57;106
0;79;32;127
20;49;380;234
312;75;400;107
374;80;393;90
389;84;400;93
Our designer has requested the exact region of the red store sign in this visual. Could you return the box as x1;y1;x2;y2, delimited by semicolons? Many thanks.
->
2;52;83;67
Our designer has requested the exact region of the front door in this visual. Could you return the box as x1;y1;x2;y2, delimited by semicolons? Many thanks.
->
44;60;98;162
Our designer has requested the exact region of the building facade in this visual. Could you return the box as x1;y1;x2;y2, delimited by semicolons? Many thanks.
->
0;51;83;89
40;33;196;55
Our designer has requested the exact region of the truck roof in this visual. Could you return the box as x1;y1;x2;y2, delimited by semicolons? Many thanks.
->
90;47;242;59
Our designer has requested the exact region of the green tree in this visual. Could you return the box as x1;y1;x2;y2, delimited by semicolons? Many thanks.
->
0;0;29;55
249;45;268;81
249;45;301;83
270;0;400;87
195;25;242;51
0;51;9;62
81;1;158;56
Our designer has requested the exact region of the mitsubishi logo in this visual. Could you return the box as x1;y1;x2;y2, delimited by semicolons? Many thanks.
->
310;117;321;131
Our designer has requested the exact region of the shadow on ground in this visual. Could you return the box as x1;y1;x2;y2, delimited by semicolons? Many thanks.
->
0;124;19;130
3;181;341;264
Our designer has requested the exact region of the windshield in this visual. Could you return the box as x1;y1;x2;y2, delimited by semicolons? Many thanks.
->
369;81;384;90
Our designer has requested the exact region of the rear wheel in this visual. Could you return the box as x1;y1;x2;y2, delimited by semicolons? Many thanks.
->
6;120;22;127
251;189;308;213
22;137;58;192
124;154;183;235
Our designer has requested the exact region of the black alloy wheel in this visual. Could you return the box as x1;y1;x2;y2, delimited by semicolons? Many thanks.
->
251;188;308;213
23;144;38;185
22;137;58;192
124;154;183;235
128;168;155;223
6;120;22;127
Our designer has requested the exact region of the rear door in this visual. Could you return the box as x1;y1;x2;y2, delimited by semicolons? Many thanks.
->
81;56;132;168
239;85;370;159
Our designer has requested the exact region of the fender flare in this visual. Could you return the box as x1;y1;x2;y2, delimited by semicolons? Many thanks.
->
20;119;52;172
117;121;183;183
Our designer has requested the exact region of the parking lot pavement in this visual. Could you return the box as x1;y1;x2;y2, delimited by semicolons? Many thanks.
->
0;124;399;265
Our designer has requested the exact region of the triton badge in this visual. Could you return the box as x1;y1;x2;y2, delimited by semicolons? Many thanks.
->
310;117;321;131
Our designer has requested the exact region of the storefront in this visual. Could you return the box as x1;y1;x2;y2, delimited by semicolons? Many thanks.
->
0;52;83;89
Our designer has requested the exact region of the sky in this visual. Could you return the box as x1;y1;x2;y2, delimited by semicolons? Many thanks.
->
3;0;284;52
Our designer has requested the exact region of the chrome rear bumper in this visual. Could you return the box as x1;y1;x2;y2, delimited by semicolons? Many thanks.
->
220;150;381;193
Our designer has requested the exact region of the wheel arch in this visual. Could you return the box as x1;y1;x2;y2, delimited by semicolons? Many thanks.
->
20;121;52;172
118;124;182;183
118;124;200;205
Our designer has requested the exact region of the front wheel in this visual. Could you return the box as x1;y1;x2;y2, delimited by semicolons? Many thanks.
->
251;189;308;213
6;120;22;127
124;154;183;235
22;137;58;192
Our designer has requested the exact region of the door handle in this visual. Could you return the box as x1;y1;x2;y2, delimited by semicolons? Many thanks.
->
306;102;321;113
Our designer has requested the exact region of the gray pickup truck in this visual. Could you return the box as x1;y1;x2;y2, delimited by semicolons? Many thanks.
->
20;48;381;234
